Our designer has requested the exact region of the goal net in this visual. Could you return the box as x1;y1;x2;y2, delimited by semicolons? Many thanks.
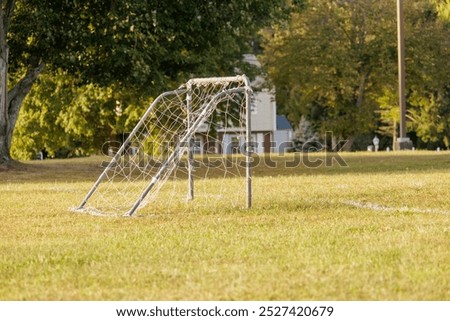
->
74;76;253;216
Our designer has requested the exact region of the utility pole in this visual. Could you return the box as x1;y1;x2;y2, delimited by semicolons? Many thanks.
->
395;0;413;150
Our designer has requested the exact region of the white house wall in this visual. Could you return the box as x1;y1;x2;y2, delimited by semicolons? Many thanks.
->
251;90;276;132
221;132;266;155
273;129;293;153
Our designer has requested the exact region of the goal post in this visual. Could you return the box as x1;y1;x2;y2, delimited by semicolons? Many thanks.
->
74;75;253;217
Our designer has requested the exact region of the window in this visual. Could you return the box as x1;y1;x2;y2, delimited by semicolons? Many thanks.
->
193;138;202;154
231;136;241;154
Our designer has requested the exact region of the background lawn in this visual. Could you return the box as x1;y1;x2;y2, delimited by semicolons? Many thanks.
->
0;151;449;300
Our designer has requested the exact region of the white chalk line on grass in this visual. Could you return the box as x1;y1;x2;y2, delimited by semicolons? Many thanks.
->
68;206;120;217
343;200;450;215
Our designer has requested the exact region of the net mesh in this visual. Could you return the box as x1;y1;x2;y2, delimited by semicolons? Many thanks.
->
75;76;251;216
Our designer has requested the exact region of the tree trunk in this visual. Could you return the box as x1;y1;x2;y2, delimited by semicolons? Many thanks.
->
341;135;355;152
0;61;45;165
340;71;369;152
0;49;9;164
356;72;368;110
8;63;45;143
0;0;16;165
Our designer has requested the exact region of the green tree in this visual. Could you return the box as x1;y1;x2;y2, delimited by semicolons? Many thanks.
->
1;0;287;164
11;70;124;159
1;0;45;166
431;0;450;21
261;0;449;149
376;0;450;148
262;0;398;150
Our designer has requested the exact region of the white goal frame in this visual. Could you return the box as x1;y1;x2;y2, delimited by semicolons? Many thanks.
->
75;75;253;216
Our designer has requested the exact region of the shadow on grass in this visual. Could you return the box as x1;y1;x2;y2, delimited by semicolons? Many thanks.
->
1;152;449;183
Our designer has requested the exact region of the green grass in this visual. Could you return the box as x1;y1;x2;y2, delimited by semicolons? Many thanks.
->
0;151;449;300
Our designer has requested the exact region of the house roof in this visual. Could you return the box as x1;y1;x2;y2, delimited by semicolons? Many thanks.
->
276;115;292;130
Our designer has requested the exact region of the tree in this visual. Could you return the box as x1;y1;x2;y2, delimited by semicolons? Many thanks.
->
1;0;287;165
1;0;45;166
376;0;450;148
262;0;398;150
292;115;319;151
261;0;449;150
431;0;450;21
11;70;122;159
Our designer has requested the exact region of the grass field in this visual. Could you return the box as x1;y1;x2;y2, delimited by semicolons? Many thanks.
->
0;151;449;300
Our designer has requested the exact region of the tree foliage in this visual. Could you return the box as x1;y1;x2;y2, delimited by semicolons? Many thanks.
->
9;0;284;91
12;70;120;159
261;0;450;149
4;0;289;161
403;0;450;147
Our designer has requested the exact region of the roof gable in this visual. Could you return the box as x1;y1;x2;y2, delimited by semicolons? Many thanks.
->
276;115;292;130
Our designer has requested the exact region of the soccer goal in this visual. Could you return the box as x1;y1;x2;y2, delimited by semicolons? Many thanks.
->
74;75;253;216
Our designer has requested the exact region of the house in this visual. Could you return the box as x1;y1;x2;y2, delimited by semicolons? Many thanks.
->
274;114;294;153
193;54;293;155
